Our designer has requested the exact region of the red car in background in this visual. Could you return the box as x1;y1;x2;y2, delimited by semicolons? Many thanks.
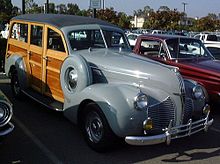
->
133;34;220;104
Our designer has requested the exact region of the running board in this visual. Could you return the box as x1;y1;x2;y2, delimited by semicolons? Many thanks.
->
22;89;63;111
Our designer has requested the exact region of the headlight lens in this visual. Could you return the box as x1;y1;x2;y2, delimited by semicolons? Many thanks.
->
134;92;148;110
193;85;205;99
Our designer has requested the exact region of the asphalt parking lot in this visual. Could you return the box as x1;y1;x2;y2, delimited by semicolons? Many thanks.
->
0;76;220;164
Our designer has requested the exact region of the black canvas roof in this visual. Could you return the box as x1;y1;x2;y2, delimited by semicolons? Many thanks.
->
12;14;117;29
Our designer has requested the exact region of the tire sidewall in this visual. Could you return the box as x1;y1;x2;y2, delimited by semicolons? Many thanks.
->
60;55;92;98
81;103;117;152
11;69;22;98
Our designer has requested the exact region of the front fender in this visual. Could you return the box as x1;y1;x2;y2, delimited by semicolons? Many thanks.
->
63;83;147;137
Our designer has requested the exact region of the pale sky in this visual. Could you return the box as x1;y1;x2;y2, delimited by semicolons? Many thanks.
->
11;0;220;18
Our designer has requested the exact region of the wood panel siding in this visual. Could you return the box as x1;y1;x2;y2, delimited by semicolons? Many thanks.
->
45;69;64;101
30;63;42;89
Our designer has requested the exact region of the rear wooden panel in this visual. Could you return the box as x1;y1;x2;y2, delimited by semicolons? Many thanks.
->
45;56;64;101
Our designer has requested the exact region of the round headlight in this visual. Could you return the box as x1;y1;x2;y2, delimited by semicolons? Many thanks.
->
193;85;205;99
134;92;148;110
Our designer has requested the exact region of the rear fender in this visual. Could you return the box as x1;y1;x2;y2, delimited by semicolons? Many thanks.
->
5;54;28;90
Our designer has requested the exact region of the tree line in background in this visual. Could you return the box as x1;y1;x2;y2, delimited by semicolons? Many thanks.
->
1;0;220;32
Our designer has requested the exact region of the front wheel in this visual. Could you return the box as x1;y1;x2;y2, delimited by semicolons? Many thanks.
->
81;103;118;152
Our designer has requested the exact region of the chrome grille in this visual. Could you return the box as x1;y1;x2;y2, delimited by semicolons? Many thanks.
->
183;98;193;124
176;72;186;100
148;97;176;131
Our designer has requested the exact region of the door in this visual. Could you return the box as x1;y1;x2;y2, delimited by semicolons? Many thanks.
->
42;26;67;102
28;23;44;92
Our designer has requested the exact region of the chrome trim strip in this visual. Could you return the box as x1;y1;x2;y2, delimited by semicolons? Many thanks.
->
0;122;14;136
148;96;170;109
90;66;150;80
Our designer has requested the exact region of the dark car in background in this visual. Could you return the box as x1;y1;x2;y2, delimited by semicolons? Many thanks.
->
0;90;14;140
205;45;220;60
0;38;7;72
133;34;220;104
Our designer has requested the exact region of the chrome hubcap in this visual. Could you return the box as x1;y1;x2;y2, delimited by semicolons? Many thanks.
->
85;111;103;143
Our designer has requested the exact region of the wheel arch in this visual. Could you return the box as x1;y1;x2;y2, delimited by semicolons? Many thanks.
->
77;99;95;126
5;54;28;90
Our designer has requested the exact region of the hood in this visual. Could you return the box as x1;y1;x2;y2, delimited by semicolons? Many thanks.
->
179;58;220;75
74;48;182;95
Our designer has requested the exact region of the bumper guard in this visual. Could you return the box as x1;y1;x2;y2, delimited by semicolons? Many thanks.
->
125;111;213;146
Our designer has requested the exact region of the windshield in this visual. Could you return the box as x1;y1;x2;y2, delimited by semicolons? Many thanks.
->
68;29;129;51
166;38;213;59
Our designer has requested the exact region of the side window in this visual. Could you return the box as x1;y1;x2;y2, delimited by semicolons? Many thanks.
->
139;40;161;57
47;28;65;52
30;25;43;47
194;35;200;40
10;23;28;42
68;30;105;50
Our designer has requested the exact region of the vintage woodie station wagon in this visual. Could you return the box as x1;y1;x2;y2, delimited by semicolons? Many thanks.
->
5;14;213;151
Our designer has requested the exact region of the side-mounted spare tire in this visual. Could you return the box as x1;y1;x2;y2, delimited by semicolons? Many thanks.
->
60;55;93;98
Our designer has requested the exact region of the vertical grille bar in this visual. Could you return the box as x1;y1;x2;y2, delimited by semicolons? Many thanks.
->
148;97;176;131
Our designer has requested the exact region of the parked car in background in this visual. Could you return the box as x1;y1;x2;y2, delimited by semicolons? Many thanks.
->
194;33;220;44
0;90;14;140
0;23;9;39
205;44;220;60
134;34;220;104
151;30;165;34
126;33;141;49
0;38;7;72
5;14;213;151
194;33;220;60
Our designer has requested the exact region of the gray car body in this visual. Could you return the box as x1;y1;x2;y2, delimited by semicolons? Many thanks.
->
60;24;192;137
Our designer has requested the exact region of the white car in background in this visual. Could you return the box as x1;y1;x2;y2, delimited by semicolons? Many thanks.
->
194;33;220;59
194;33;220;44
151;30;165;34
126;33;141;48
0;24;9;39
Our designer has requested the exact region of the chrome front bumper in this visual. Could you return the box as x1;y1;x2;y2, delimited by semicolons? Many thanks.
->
0;122;14;136
125;111;213;146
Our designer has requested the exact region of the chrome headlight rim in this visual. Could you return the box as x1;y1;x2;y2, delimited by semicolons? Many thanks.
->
192;85;205;100
134;92;148;110
0;100;13;127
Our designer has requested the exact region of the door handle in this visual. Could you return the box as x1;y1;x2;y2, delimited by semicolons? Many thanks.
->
43;56;51;61
27;51;31;55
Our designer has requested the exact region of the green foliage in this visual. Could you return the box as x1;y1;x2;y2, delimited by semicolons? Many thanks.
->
96;7;131;29
0;0;13;23
143;9;184;30
67;3;80;15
